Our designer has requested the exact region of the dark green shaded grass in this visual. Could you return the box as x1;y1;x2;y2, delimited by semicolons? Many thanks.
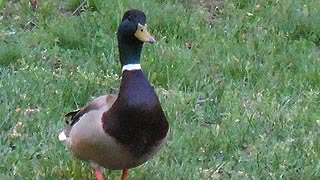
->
1;0;320;179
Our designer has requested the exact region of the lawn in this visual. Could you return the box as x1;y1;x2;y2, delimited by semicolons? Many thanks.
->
1;0;320;179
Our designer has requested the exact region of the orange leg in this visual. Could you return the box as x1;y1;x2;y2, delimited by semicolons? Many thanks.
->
121;169;129;180
94;168;104;180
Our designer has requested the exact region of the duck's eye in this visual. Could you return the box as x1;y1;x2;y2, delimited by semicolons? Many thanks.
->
137;23;147;32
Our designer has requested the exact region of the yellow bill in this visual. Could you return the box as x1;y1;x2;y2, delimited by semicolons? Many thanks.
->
134;23;155;44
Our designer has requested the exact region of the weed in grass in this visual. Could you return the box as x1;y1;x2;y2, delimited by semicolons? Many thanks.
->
0;42;21;67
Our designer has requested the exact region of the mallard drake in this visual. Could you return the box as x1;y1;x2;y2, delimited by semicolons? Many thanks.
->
58;9;169;180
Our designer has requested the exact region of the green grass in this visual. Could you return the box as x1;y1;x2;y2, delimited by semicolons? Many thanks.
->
1;0;320;179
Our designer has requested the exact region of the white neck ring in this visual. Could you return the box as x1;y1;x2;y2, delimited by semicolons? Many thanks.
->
122;64;141;72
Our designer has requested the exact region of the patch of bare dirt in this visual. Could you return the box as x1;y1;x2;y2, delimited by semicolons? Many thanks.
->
180;0;224;24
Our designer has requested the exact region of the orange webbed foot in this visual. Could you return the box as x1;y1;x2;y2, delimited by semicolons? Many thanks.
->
94;168;104;180
121;169;129;180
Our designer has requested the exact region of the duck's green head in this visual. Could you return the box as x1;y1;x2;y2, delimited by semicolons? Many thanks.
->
117;9;155;67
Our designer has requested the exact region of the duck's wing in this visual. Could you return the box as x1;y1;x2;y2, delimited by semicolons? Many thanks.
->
59;95;117;141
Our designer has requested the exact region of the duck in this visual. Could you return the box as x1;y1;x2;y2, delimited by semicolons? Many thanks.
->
58;9;169;180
